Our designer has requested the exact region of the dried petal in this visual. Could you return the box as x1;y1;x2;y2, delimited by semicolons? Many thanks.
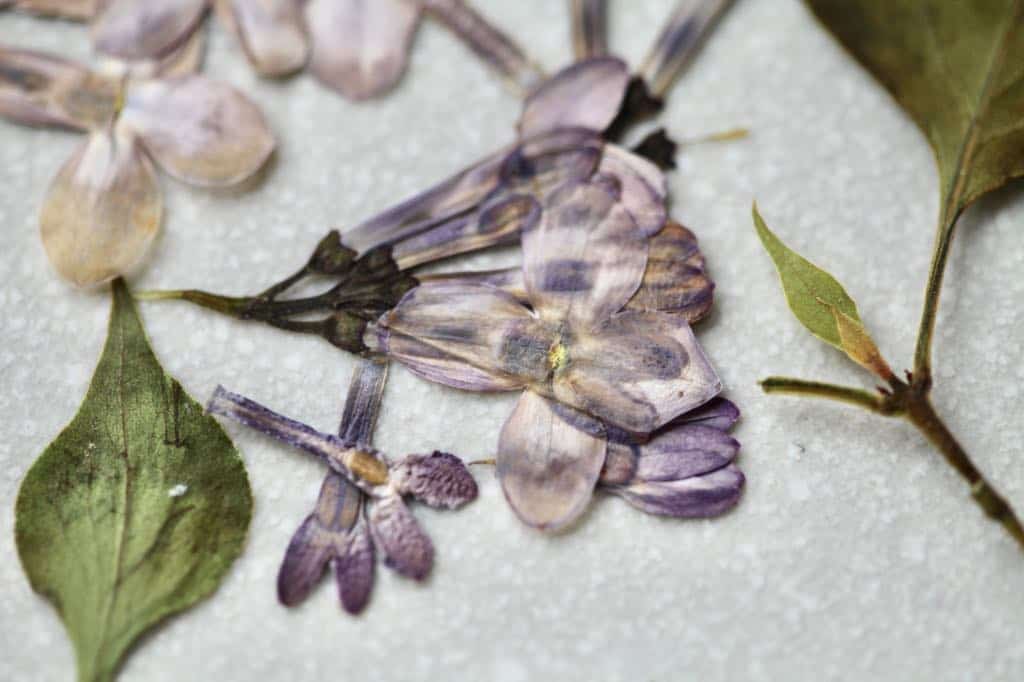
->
625;221;714;322
40;126;162;286
380;281;546;391
609;463;744;517
668;396;740;431
500;127;604;198
497;391;607;532
221;0;308;77
277;514;333;606
390;451;478;509
630;424;738;482
640;0;732;98
419;268;528;302
553;310;721;433
518;57;629;137
0;48;116;130
121;75;275;187
570;0;608;59
523;181;648;326
367;494;433;580
595;144;667;237
9;0;101;20
305;0;422;100
93;0;208;61
334;517;374;614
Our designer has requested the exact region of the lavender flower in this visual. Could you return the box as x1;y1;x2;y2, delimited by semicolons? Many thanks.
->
206;365;477;598
0;47;274;286
372;179;727;531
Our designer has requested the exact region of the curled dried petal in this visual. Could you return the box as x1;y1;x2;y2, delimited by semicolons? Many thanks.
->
497;391;607;532
608;463;744;518
518;57;629;137
667;396;739;431
367;494;433;580
93;0;208;61
625;221;714;323
335;517;375;614
121;75;275;187
40;125;162;286
390;451;478;509
306;0;422;100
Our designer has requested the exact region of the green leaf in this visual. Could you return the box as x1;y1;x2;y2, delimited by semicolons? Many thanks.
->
804;0;1024;222
15;279;252;682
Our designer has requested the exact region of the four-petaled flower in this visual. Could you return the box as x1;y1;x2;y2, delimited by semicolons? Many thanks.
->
0;47;274;286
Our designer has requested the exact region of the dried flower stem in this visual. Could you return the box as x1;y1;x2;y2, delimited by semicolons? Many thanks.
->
763;375;1024;551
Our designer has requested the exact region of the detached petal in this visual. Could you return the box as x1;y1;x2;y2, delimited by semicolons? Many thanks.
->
121;75;275;187
625;221;714;323
523;181;648;326
380;281;547;391
335;516;375;614
367;494;433;580
40;125;162;286
518;57;629;137
0;48;117;130
305;0;422;100
497;391;607;532
553;310;721;433
92;0;208;61
609;463;744;518
390;451;478;509
595;144;667;237
220;0;308;77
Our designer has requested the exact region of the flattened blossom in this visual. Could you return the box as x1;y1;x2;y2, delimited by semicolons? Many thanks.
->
0;47;274;285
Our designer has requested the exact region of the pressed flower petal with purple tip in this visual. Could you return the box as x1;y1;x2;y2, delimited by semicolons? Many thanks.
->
305;0;422;100
367;494;434;580
552;310;721;433
497;391;607;531
609;463;744;518
120;75;275;187
0;48;116;130
639;0;733;98
629;424;738;481
625;221;714;322
518;57;629;137
92;0;208;61
570;0;607;59
40;125;162;287
667;396;740;431
335;516;375;614
219;0;308;77
389;451;479;509
522;181;647;326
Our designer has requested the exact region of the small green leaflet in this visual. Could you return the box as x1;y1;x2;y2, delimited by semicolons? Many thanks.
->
753;205;890;377
15;279;252;682
804;0;1024;223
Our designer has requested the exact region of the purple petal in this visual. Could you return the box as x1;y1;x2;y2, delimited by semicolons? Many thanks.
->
379;281;544;391
338;359;388;443
121;75;275;187
424;0;543;93
335;516;375;614
40;125;162;286
609;463;744;518
305;0;422;100
8;0;100;20
367;494;433;580
392;193;539;270
639;0;733;98
0;48;116;130
419;267;527;303
500;127;604;198
552;310;721;433
518;57;629;137
523;180;648;326
668;396;740;431
277;472;361;606
220;0;308;77
595;144;667;237
570;0;608;59
92;0;207;61
632;424;738;481
497;391;607;532
390;451;478;509
625;221;715;323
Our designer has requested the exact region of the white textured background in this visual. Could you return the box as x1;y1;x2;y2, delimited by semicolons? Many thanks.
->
3;1;1024;680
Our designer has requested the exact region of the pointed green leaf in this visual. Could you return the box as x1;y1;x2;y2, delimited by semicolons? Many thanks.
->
15;279;252;682
753;204;863;351
804;0;1024;221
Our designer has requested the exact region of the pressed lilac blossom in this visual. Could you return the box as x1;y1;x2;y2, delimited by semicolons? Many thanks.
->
207;365;477;589
371;179;726;530
0;47;274;286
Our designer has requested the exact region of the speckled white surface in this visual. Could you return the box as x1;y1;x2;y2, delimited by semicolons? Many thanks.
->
3;2;1024;680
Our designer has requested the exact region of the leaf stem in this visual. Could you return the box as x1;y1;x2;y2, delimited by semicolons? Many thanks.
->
912;214;957;388
759;376;895;414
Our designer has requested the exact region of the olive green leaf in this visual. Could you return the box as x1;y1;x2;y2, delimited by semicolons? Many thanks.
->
753;205;892;378
804;0;1024;223
15;279;252;682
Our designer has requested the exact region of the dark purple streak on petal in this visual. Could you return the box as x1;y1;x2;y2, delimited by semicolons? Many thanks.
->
570;0;607;60
625;221;714;323
639;0;733;98
608;463;744;518
518;57;629;137
595;143;667;237
92;0;208;61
